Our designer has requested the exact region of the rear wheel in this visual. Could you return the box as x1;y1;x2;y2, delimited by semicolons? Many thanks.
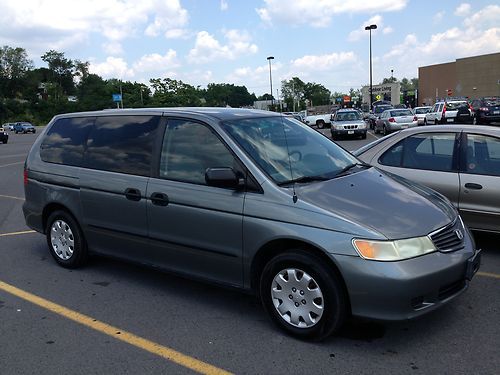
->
383;125;388;136
259;250;347;341
317;120;325;129
46;210;88;268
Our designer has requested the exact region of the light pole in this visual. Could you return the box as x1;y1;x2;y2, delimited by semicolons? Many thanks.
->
365;24;377;110
267;56;274;110
391;69;394;81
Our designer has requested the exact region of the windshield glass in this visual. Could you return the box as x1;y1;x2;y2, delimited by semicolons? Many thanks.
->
336;111;362;121
390;110;413;117
222;116;359;184
415;108;430;114
445;101;468;110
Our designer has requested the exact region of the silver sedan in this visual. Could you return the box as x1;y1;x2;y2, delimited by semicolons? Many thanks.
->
354;125;500;233
374;109;418;135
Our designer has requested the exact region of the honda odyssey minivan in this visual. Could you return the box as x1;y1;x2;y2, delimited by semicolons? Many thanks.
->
23;108;481;340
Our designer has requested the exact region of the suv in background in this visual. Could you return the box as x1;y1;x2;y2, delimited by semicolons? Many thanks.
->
471;97;500;124
424;100;473;125
0;125;8;144
330;109;367;140
14;122;36;134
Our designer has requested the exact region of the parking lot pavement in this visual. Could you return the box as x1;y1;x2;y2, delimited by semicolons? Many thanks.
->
1;131;499;374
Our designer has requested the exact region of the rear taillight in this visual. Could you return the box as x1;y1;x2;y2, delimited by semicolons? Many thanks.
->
23;166;28;186
469;104;474;112
388;117;395;122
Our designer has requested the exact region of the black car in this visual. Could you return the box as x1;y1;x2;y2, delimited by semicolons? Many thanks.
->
471;97;500;124
14;122;36;134
0;125;8;144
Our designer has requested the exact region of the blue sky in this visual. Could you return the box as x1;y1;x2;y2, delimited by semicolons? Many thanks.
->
1;0;499;96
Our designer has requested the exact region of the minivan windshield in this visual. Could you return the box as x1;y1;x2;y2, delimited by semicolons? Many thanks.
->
222;116;360;185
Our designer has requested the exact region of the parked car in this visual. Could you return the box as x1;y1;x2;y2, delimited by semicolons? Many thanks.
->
304;112;331;128
367;104;393;129
0;125;8;144
330;109;367;140
471;97;500;124
2;122;15;131
374;109;418;135
24;108;480;340
14;122;36;134
354;124;500;234
424;100;473;125
413;106;432;125
394;104;407;109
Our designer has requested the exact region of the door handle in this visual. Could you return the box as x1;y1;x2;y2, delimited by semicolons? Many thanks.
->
150;192;169;206
464;183;482;190
124;188;142;201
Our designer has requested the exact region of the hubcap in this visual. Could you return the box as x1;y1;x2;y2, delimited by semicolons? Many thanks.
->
50;220;75;260
271;268;324;328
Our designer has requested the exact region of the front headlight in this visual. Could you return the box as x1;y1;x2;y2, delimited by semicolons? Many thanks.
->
353;237;436;261
358;123;366;129
335;124;344;130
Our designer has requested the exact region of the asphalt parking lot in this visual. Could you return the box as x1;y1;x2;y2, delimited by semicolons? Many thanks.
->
1;129;499;374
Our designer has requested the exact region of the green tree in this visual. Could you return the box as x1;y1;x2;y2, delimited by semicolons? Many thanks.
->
304;82;331;106
41;50;75;98
281;77;306;111
0;46;33;98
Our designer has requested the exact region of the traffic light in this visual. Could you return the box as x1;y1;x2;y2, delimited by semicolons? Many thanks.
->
447;89;453;96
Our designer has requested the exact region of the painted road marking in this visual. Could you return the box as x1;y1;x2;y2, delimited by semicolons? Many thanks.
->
0;230;36;237
477;271;500;280
0;281;233;375
367;131;380;140
0;194;25;201
0;161;24;168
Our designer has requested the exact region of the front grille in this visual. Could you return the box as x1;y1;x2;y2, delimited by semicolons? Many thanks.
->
343;125;358;130
429;220;465;253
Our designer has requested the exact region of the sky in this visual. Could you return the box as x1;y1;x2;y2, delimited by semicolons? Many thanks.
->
1;0;499;96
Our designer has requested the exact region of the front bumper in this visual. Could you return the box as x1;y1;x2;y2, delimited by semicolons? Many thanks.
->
331;129;366;137
334;240;479;321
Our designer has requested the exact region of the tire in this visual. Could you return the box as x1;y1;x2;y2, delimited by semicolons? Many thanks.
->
383;125;388;136
361;132;367;139
259;249;347;341
331;133;336;140
46;210;88;268
424;118;427;125
2;139;7;144
374;125;379;134
317;120;325;129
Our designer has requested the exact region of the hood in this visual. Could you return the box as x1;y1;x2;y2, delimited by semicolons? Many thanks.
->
334;120;365;126
295;167;456;240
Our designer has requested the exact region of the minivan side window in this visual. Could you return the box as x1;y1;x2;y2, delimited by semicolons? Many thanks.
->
40;117;94;166
160;119;236;185
84;115;160;177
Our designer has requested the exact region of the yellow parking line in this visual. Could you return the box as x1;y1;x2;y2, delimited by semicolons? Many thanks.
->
0;161;24;168
0;194;25;201
0;281;233;375
477;271;500;280
0;230;36;237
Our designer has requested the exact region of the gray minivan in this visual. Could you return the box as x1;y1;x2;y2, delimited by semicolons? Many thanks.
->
23;108;481;340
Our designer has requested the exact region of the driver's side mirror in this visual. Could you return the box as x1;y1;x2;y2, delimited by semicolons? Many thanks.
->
205;167;244;189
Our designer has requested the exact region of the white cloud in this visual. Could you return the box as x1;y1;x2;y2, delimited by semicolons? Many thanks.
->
102;42;124;56
383;26;394;34
348;15;383;41
433;11;445;24
221;0;228;11
89;57;134;79
165;28;190;39
455;3;471;17
464;5;500;28
291;52;356;71
187;30;258;64
133;50;180;73
256;0;407;27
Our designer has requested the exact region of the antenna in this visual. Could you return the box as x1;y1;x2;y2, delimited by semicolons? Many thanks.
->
279;114;298;203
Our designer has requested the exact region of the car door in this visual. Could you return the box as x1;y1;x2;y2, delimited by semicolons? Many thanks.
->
79;114;162;260
374;131;461;207
146;117;245;286
458;132;500;232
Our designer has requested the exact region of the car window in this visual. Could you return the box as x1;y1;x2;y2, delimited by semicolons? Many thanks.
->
402;133;456;172
40;117;94;166
415;108;430;114
336;112;362;121
390;110;413;117
160;119;236;185
379;140;404;167
438;104;444;112
84;115;160;177
465;134;500;176
431;105;437;112
445;102;468;110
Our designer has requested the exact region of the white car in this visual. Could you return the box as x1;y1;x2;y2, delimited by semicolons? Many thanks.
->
413;106;431;125
424;100;473;125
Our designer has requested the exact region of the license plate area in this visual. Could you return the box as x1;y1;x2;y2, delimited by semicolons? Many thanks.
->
348;130;354;134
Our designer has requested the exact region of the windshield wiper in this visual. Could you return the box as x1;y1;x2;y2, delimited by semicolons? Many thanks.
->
277;175;330;186
335;162;371;177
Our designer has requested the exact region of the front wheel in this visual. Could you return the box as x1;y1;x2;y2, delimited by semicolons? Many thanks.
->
46;210;88;268
259;250;347;341
317;120;325;129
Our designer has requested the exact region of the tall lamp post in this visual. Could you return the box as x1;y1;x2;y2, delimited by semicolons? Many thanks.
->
267;56;274;110
365;24;377;110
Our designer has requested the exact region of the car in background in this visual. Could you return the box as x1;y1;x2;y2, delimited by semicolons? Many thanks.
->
414;106;432;125
425;100;473;125
0;125;8;144
394;104;407;109
354;125;500;234
471;97;500;124
330;109;367;140
374;108;418;135
367;104;393;129
13;122;36;134
2;123;15;131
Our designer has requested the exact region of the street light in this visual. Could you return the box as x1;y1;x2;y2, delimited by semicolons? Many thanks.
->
267;56;274;110
365;24;377;110
391;69;394;81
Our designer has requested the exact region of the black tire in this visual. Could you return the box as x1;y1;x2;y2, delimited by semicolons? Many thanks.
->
383;125;388;136
361;132;367;139
259;249;347;341
317;120;325;129
424;118;427;125
331;132;336;140
2;140;7;144
45;210;88;268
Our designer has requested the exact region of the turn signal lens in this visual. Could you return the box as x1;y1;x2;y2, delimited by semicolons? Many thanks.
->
353;237;436;261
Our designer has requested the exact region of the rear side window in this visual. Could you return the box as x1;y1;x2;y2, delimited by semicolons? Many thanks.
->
84;115;160;177
40;117;94;166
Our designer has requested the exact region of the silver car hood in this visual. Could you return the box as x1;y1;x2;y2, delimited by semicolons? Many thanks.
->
295;167;456;240
333;120;365;126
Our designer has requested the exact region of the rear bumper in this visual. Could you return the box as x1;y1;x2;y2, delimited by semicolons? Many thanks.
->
0;133;8;142
477;113;500;123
